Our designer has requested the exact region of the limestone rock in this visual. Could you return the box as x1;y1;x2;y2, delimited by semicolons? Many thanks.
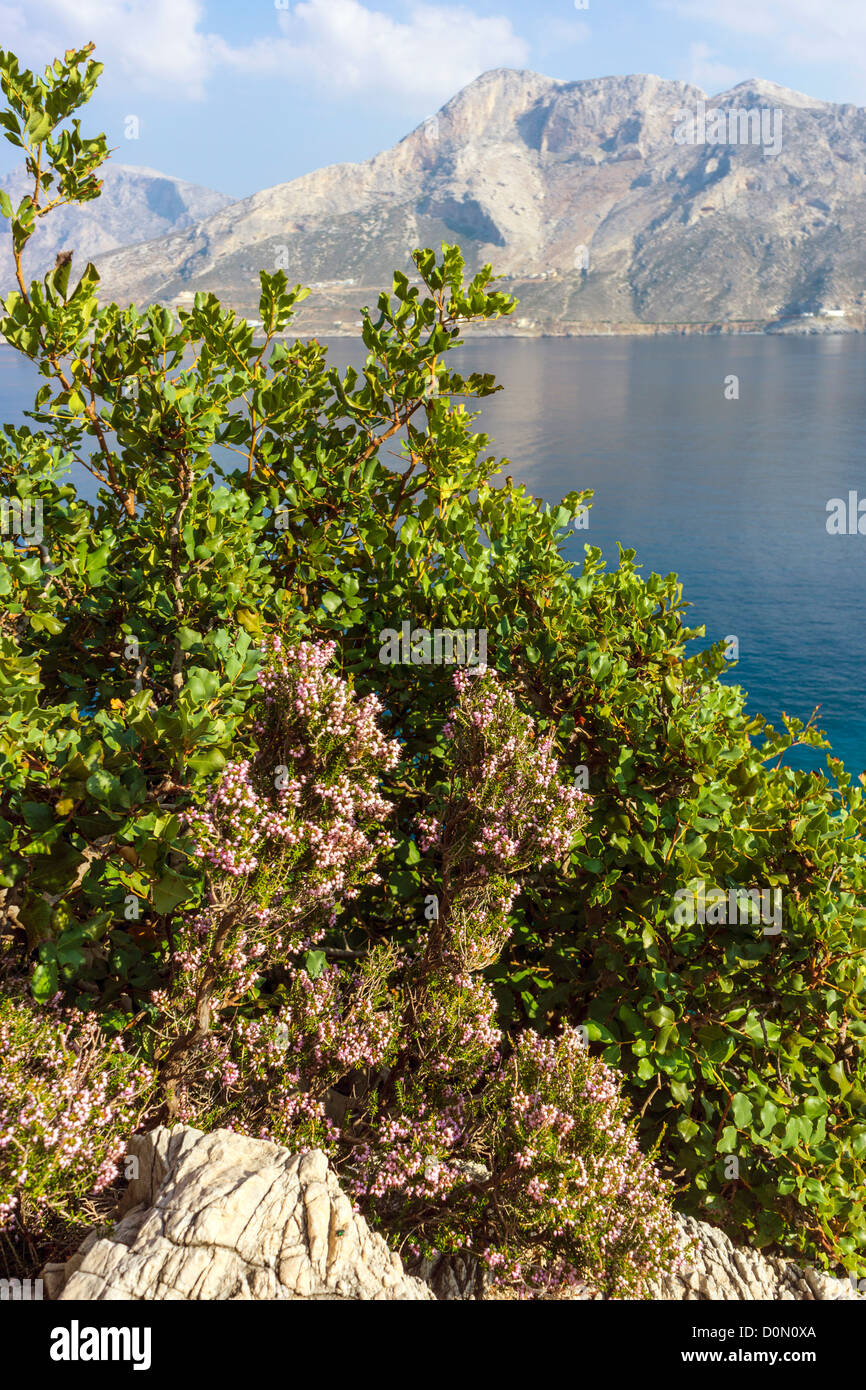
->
649;1215;866;1301
46;1126;432;1301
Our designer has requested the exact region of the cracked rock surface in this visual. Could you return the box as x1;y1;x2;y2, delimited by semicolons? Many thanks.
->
43;1125;432;1301
413;1214;866;1301
648;1215;865;1301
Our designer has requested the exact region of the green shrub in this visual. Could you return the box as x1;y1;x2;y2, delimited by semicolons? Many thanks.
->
489;560;866;1268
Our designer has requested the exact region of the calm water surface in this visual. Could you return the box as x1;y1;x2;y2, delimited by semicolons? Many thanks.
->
2;334;864;772
450;335;866;775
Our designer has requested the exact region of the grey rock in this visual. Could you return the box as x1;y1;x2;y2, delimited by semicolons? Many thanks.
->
45;1126;432;1301
41;1126;864;1302
406;1250;489;1301
649;1215;866;1301
0;163;233;288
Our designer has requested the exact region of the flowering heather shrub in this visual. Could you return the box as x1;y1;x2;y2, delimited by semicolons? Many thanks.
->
186;635;399;917
329;672;681;1296
158;653;681;1295
167;944;402;1143
345;1023;683;1298
421;667;587;882
485;1027;684;1297
159;637;400;1117
0;985;155;1246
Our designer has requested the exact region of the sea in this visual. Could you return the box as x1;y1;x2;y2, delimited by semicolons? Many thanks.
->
2;333;864;775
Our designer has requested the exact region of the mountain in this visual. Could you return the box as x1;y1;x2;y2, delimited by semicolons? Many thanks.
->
0;163;234;287
29;70;866;332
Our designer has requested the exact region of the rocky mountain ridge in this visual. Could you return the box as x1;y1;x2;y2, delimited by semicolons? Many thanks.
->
0;162;234;287
7;68;866;334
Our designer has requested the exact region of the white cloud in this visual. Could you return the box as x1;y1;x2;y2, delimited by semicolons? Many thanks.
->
686;41;741;94
3;0;528;105
269;0;529;102
0;0;227;99
660;0;866;83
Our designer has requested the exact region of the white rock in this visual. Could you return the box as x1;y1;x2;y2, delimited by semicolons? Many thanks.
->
648;1214;866;1301
45;1126;433;1301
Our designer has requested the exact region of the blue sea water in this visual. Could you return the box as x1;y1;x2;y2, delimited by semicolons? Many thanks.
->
2;333;864;773
448;334;866;777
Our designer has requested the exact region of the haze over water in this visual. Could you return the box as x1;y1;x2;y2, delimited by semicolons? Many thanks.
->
2;333;863;774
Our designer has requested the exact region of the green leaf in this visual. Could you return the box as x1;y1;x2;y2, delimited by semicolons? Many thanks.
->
25;110;52;143
648;1005;674;1027
29;612;65;635
305;950;327;978
32;957;59;1003
86;769;122;802
185;668;220;704
151;871;191;915
188;748;227;776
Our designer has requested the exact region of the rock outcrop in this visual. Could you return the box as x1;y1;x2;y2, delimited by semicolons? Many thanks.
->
43;1125;432;1301
413;1215;866;1301
41;1126;864;1301
649;1215;865;1301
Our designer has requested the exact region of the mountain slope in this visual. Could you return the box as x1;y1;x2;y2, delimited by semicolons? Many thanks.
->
0;163;234;287
60;70;866;330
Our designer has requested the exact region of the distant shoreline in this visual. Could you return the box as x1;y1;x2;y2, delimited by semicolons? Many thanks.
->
4;308;863;350
290;319;864;341
3;320;862;351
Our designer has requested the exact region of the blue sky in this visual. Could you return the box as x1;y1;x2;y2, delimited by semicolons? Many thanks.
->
1;0;863;196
